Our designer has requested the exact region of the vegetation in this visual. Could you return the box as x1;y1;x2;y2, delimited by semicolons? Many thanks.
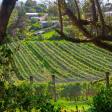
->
0;0;112;112
89;87;112;112
8;36;112;82
0;81;61;112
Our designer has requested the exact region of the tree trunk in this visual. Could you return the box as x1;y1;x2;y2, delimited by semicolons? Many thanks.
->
90;0;98;22
95;0;105;35
57;0;63;34
0;0;17;44
74;0;81;20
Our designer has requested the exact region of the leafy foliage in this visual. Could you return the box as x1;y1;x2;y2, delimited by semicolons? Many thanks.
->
89;87;112;112
30;21;41;31
0;81;61;112
0;45;13;81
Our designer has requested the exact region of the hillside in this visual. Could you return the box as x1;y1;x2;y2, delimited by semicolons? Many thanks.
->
9;38;112;83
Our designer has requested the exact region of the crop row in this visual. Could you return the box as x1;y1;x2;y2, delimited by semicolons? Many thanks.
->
9;41;112;82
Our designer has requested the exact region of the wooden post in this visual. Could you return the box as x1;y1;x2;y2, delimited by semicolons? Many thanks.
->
30;76;33;84
105;72;110;88
51;75;57;102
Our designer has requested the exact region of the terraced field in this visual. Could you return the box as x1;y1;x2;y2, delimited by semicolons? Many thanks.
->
9;40;112;82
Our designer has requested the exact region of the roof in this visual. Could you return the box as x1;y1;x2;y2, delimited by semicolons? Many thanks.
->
26;13;39;16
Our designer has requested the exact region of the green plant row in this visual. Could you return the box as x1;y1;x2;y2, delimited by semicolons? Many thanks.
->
9;41;112;82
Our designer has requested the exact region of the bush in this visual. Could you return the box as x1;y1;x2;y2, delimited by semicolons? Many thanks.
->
0;81;61;112
30;22;41;31
89;87;112;112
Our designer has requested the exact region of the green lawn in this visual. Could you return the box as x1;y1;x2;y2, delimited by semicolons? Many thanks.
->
42;30;56;39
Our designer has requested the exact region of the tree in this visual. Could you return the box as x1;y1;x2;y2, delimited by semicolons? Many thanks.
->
57;0;112;52
36;4;47;13
57;0;64;34
68;0;81;19
8;2;26;37
0;0;17;44
48;2;58;16
25;0;37;12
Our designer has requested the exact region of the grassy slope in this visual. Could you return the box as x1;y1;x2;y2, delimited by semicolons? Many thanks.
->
9;31;112;82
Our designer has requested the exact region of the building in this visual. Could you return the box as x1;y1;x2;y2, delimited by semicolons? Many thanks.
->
26;13;39;18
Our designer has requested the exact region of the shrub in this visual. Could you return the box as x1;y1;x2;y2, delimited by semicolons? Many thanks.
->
31;22;41;31
89;87;112;112
0;81;61;112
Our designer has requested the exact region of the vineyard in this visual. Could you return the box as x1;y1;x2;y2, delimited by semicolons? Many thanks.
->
9;40;112;82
